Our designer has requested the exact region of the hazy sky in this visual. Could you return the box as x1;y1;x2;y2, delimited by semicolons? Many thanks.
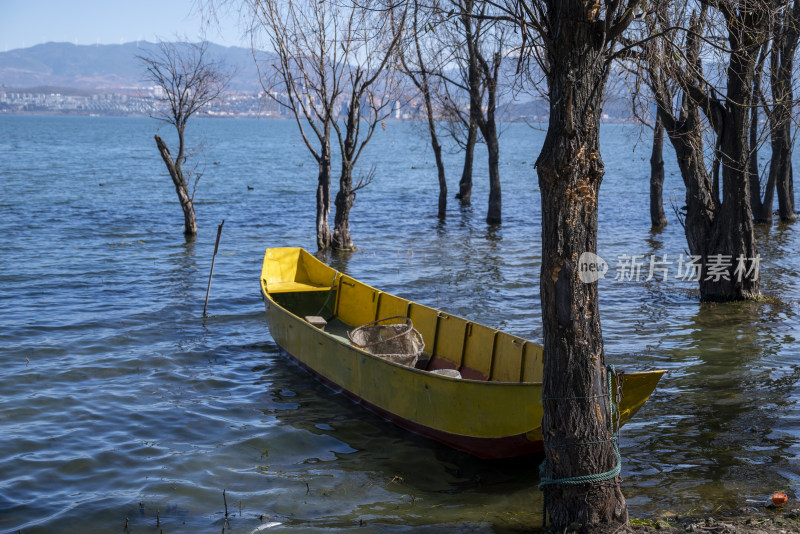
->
0;0;246;51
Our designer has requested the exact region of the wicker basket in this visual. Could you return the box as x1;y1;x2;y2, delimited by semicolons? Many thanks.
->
348;316;425;368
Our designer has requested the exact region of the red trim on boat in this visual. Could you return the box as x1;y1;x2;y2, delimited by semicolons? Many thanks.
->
275;345;543;459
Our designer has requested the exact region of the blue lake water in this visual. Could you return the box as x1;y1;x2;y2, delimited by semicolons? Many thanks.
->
1;114;799;532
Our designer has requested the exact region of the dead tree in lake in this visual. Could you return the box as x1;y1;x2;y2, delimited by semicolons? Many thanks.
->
139;41;231;237
247;0;406;251
395;0;449;218
752;0;800;223
631;2;767;301
247;0;341;249
440;0;507;224
330;0;408;250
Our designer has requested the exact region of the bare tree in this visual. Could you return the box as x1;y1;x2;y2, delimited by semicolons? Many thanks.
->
245;0;405;251
440;0;507;223
631;1;767;301
139;41;231;237
247;0;342;249
330;0;408;250
757;0;800;223
395;0;449;218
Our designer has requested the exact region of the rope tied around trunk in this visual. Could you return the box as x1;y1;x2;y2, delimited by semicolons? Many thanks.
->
538;365;622;529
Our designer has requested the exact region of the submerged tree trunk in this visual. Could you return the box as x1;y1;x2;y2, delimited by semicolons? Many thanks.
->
536;2;626;530
154;134;197;236
434;135;447;219
485;122;501;224
650;116;667;228
316;140;333;250
462;7;502;226
456;117;478;205
332;163;355;250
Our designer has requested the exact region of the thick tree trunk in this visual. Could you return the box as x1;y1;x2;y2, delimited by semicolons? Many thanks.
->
658;102;759;301
701;13;761;301
485;122;501;224
536;3;626;530
649;116;667;228
154;134;197;236
332;163;355;251
649;7;761;302
316;141;333;250
456;118;478;204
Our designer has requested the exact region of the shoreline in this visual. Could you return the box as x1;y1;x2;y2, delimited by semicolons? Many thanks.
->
624;509;800;533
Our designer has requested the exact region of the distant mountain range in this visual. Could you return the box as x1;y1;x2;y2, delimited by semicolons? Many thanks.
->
0;41;640;122
0;41;267;92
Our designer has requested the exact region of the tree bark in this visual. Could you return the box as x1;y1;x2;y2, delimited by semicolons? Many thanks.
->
316;138;333;249
536;2;626;530
649;116;667;228
434;134;447;219
332;163;355;250
485;121;501;224
702;8;761;301
154;134;197;236
455;119;477;204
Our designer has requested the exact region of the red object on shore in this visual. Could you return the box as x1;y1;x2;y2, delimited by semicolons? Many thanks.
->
771;493;788;506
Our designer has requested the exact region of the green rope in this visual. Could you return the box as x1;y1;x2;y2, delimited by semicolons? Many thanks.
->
539;365;621;529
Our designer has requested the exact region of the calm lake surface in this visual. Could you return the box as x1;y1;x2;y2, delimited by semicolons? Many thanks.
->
1;115;799;533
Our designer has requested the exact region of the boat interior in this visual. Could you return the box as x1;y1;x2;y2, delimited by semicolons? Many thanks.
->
262;248;543;384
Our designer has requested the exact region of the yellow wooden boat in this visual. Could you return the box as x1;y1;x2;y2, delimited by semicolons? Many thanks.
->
260;247;665;459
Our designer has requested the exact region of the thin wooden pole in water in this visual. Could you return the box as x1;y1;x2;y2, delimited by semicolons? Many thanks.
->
203;220;225;316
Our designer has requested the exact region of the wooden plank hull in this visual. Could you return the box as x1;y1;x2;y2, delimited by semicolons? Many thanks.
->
261;247;665;459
